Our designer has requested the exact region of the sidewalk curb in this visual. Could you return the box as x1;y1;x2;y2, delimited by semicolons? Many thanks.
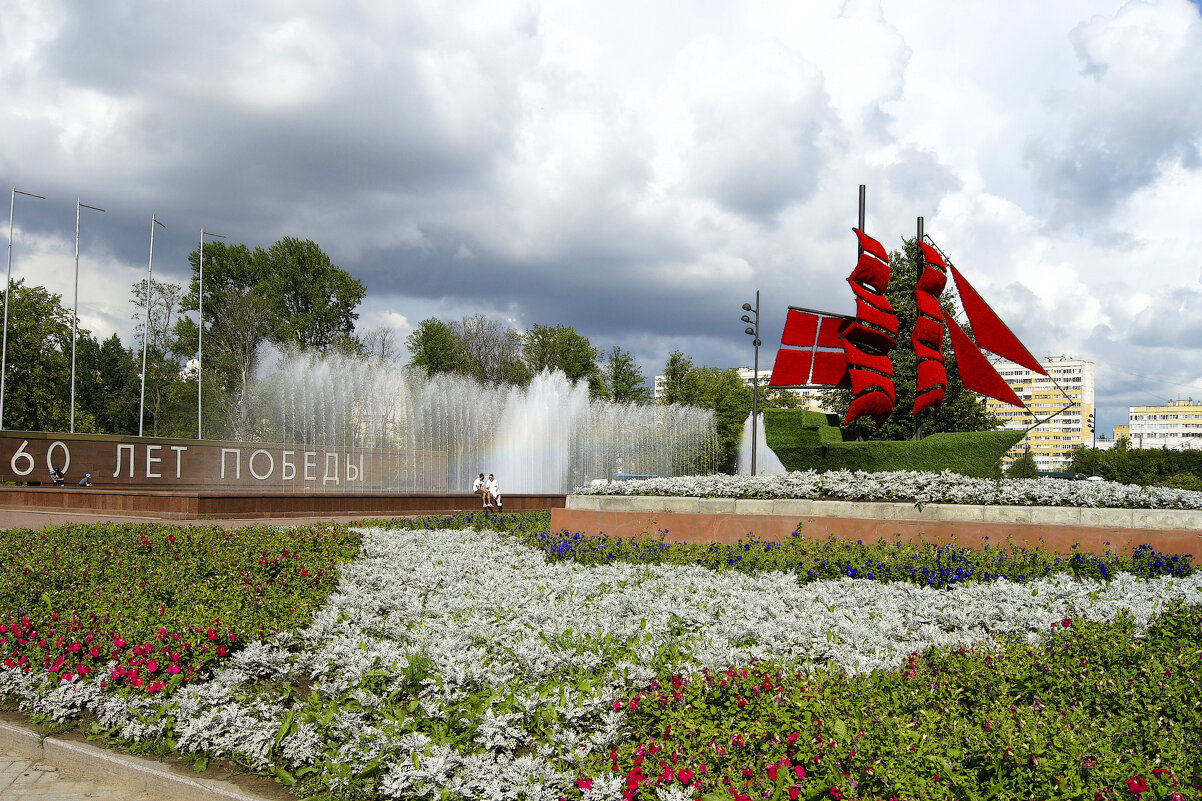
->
0;720;273;801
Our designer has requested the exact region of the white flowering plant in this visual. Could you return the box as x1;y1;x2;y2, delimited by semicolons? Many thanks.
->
575;468;1202;510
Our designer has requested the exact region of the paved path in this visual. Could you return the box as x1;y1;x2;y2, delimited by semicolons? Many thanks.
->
0;751;141;801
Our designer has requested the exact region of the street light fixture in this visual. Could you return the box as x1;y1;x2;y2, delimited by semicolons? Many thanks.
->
1087;412;1097;476
71;200;106;433
197;228;226;439
741;291;762;474
1;186;46;430
139;216;166;437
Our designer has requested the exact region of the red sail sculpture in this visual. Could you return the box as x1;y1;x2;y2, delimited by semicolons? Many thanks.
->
768;193;1042;432
842;229;898;426
768;228;898;427
768;309;851;388
946;263;1047;376
913;242;948;415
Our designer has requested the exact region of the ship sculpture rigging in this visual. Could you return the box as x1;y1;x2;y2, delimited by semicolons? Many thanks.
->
769;187;1063;431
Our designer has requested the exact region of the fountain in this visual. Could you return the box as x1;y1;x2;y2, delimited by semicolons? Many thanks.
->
263;351;719;493
737;412;788;476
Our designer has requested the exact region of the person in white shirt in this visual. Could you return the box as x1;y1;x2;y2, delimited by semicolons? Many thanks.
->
472;473;491;509
485;473;501;511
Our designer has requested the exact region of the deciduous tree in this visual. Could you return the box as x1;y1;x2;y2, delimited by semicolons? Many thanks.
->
603;346;651;404
523;324;604;397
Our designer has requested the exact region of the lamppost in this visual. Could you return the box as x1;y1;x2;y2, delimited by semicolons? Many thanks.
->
1087;412;1097;476
1;186;46;430
71;200;105;433
741;291;761;475
138;216;166;437
197;228;225;439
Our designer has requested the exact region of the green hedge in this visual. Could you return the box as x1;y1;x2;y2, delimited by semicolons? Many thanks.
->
763;408;1024;477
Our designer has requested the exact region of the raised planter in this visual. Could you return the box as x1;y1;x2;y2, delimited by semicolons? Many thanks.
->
551;495;1202;561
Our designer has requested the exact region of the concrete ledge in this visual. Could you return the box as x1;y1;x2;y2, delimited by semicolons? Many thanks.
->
0;720;272;801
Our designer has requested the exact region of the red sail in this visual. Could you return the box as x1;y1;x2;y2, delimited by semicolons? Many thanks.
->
768;308;851;388
943;309;1025;407
912;241;949;416
842;228;897;426
948;263;1047;376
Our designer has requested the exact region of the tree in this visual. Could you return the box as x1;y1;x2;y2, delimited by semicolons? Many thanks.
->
131;277;184;436
208;287;273;440
407;318;462;376
1007;448;1038;478
452;314;530;387
659;351;694;405
359;325;400;362
0;280;76;432
603;346;651;404
261;237;366;352
823;238;1000;440
175;241;271;440
523;324;605;397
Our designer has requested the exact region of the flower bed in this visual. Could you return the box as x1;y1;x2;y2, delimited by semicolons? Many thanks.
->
574;470;1202;511
1;517;1200;799
0;522;359;695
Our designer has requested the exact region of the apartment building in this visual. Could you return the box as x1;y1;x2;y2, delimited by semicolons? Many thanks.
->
985;355;1096;472
1127;399;1202;450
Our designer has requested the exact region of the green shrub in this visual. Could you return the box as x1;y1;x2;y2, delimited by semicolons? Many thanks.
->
763;409;1023;477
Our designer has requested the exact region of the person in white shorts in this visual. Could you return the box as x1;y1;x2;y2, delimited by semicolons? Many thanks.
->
473;473;491;509
485;473;502;511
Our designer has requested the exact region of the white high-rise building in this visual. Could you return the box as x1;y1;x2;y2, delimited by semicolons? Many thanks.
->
1127;399;1202;450
984;355;1096;472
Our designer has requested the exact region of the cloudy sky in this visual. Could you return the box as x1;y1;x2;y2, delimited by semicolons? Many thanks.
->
3;0;1202;433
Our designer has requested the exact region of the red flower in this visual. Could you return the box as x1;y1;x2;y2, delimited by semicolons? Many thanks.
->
1128;775;1149;794
794;765;806;780
1061;617;1072;628
788;789;800;800
678;769;694;786
577;778;593;790
768;765;778;781
830;788;844;800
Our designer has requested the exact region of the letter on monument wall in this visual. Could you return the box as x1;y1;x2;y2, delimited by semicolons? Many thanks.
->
114;444;134;478
249;449;274;480
146;445;162;478
171;445;187;479
220;448;241;480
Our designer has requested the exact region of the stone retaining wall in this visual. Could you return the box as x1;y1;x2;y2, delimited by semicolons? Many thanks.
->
552;495;1202;561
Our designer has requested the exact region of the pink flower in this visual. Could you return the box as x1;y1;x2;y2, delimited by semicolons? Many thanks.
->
1128;775;1148;794
167;664;181;675
1061;617;1072;628
678;769;694;786
794;765;806;780
830;788;844;800
576;778;593;790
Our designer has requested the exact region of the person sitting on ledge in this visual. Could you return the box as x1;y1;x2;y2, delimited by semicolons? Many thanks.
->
49;467;65;487
473;472;492;510
486;473;502;512
79;473;92;487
